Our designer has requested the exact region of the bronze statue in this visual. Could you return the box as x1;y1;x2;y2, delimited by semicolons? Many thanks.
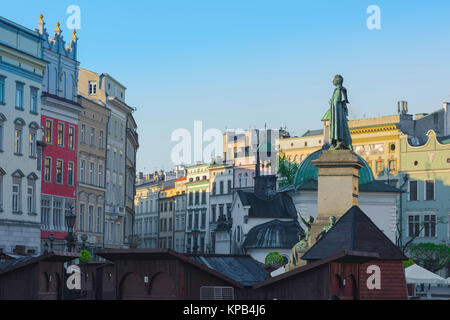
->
298;212;314;246
329;75;352;150
316;216;337;241
289;232;306;267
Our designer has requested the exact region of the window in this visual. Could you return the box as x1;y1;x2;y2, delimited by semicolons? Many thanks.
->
15;82;24;109
53;200;62;231
44;158;51;182
211;205;216;222
88;81;97;95
201;210;206;229
195;191;199;205
111;223;115;243
81;124;86;144
12;184;20;212
29;131;36;157
79;204;85;231
0;120;3;151
201;190;206;204
57;123;64;147
114;120;117;137
27;186;34;214
68;126;75;149
98;164;103;187
56;160;63;184
113;151;117;171
90;127;95;146
188;212;192;229
220;181;224;194
0;175;3;212
97;207;102;233
424;215;436;238
228;180;232;194
212;182;216;195
98;130;104;149
388;159;397;173
0;76;4;104
194;212;199;229
425;180;435;201
30;88;38;113
80;160;86;183
67;162;74;186
14;127;22;154
408;215;420;238
88;206;94;232
89;162;95;185
45;120;53;144
120;123;124;141
409;181;418;201
41;198;51;229
189;192;193;205
376;160;384;173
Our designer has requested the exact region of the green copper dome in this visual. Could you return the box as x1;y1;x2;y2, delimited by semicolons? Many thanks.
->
293;148;375;190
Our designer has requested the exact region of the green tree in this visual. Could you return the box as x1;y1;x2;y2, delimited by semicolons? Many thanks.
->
277;152;299;188
408;243;450;273
265;252;284;266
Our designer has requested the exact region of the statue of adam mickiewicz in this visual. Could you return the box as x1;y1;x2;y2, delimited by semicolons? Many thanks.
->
329;75;352;150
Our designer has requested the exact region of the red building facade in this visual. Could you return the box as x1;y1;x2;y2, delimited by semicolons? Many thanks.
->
40;111;79;243
38;18;82;251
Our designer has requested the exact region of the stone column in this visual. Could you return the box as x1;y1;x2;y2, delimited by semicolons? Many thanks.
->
310;150;363;246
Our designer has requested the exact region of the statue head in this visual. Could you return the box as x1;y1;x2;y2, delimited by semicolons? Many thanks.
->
333;75;343;87
307;216;315;224
329;216;336;224
298;232;305;241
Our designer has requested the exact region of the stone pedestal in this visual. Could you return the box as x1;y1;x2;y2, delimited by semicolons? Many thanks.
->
309;150;363;246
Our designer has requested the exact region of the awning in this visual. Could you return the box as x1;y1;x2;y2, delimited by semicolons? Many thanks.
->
405;264;448;285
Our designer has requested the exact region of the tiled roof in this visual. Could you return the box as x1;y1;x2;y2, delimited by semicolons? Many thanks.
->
243;219;304;249
236;190;297;219
301;206;407;261
189;255;269;286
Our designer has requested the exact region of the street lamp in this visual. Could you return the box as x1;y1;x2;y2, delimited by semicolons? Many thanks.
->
65;206;76;252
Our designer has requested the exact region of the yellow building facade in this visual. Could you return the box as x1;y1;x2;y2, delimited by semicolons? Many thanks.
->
279;114;403;179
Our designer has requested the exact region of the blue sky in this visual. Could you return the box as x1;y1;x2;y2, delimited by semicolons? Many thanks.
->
3;1;450;172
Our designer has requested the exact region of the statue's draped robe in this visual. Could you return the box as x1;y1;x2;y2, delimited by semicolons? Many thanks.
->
329;86;352;148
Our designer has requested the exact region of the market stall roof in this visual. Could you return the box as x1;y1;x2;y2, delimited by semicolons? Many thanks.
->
405;264;448;284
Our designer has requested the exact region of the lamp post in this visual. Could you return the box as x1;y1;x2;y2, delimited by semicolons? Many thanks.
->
65;206;76;252
192;229;199;254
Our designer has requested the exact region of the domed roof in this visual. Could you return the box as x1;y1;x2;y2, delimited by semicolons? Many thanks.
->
293;148;375;190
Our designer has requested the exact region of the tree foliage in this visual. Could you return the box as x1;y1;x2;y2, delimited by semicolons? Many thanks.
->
265;252;284;266
408;243;450;273
277;152;299;188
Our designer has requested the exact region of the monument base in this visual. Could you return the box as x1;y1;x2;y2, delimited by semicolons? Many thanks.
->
310;149;363;247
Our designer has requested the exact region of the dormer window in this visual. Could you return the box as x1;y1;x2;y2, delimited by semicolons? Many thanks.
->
88;81;97;95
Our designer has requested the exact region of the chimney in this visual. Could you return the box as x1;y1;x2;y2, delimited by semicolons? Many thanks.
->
444;102;450;136
14;245;26;255
398;101;408;115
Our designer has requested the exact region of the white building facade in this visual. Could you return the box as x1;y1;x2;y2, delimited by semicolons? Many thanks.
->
0;16;48;255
